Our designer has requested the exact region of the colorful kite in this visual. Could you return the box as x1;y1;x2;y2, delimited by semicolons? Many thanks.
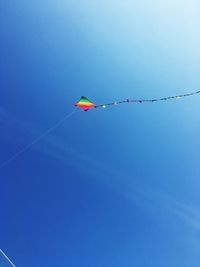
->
75;91;200;111
75;96;96;111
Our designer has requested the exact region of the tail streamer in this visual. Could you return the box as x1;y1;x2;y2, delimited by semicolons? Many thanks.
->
96;90;200;108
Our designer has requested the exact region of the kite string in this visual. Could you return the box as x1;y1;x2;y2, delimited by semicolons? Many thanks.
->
0;109;78;170
0;249;16;267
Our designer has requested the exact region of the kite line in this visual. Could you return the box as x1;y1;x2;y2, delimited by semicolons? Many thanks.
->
0;109;78;170
75;90;200;111
0;249;16;267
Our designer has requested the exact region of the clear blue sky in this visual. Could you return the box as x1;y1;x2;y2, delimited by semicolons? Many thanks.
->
0;0;200;266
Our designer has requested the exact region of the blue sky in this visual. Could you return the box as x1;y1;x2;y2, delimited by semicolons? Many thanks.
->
0;0;200;266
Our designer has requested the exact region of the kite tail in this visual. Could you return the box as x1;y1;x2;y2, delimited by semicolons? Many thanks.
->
95;90;200;108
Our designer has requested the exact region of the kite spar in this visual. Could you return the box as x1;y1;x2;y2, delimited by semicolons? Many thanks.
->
75;90;200;111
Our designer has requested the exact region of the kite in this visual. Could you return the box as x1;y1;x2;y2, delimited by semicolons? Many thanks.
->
75;91;200;111
75;96;96;111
